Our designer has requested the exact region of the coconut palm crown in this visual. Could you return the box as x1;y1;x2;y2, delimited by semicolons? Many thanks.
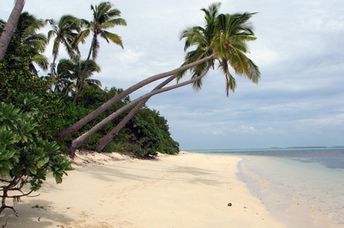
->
75;1;127;61
1;12;48;74
47;15;82;75
56;57;101;96
179;3;260;95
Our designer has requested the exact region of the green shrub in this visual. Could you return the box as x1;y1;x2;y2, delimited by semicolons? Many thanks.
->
0;102;71;215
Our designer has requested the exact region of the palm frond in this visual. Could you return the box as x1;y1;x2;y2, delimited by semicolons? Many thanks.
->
179;4;259;95
101;31;123;48
75;29;90;45
86;79;102;88
32;53;49;70
81;59;101;75
110;18;127;26
225;72;236;95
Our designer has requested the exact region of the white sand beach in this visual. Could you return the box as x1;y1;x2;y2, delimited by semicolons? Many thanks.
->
2;152;285;228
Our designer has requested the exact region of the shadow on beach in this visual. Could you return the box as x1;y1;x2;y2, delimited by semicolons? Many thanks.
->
80;162;230;186
1;199;73;228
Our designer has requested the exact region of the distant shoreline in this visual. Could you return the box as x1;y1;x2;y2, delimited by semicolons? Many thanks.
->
183;146;344;152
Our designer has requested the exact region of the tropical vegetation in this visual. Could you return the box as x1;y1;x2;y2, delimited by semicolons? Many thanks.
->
0;1;178;216
66;3;260;153
0;1;260;216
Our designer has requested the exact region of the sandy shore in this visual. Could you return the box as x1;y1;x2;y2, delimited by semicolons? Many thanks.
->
2;152;284;228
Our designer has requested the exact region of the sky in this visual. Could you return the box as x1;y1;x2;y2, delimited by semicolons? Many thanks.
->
1;0;344;149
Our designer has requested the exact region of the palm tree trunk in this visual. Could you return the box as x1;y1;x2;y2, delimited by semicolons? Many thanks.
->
50;52;58;76
0;0;25;60
59;54;215;140
49;52;58;92
69;68;209;157
86;33;96;62
97;76;176;151
74;33;96;103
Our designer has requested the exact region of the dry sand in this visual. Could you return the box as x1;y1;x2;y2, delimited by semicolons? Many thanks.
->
1;152;285;228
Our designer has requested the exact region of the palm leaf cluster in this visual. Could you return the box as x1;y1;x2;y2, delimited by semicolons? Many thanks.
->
76;1;127;60
180;3;260;95
1;13;49;74
0;1;126;99
47;15;81;75
56;58;101;96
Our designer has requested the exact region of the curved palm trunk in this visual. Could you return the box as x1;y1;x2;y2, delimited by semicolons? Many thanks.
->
97;76;176;151
69;68;209;157
0;0;26;60
59;54;215;139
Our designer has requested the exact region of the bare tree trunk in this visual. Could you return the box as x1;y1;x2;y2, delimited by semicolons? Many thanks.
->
97;76;176;151
0;0;26;60
59;54;215;140
69;68;209;157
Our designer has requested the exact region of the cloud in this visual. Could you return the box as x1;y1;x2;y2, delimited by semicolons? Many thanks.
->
2;0;344;148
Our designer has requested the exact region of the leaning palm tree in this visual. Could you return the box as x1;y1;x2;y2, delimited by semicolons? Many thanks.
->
1;12;49;74
59;3;259;151
58;4;217;140
47;15;81;76
96;3;222;151
94;6;260;151
59;55;212;141
0;0;26;60
56;57;101;97
67;4;260;155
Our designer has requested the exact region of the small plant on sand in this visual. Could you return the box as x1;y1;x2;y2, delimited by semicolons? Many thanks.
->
0;102;71;215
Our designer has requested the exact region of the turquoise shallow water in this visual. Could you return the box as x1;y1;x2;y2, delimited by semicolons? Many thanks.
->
189;148;344;227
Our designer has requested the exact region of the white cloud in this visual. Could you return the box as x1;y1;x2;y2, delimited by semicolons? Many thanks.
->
118;49;145;64
2;0;344;148
249;47;279;67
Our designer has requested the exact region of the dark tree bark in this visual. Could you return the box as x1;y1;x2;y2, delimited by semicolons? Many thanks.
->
0;0;26;60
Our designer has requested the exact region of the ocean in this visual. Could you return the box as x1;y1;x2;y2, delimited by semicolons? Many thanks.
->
189;148;344;228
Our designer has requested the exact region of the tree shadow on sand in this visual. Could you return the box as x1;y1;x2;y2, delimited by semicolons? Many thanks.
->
0;199;73;228
80;163;229;186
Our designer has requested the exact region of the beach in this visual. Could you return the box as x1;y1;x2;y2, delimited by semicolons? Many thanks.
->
2;152;284;228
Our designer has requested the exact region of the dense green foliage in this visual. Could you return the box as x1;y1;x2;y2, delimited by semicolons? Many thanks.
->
0;101;71;187
0;0;261;219
106;107;179;158
0;9;179;158
0;56;179;159
67;86;179;158
0;102;71;214
0;1;179;215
